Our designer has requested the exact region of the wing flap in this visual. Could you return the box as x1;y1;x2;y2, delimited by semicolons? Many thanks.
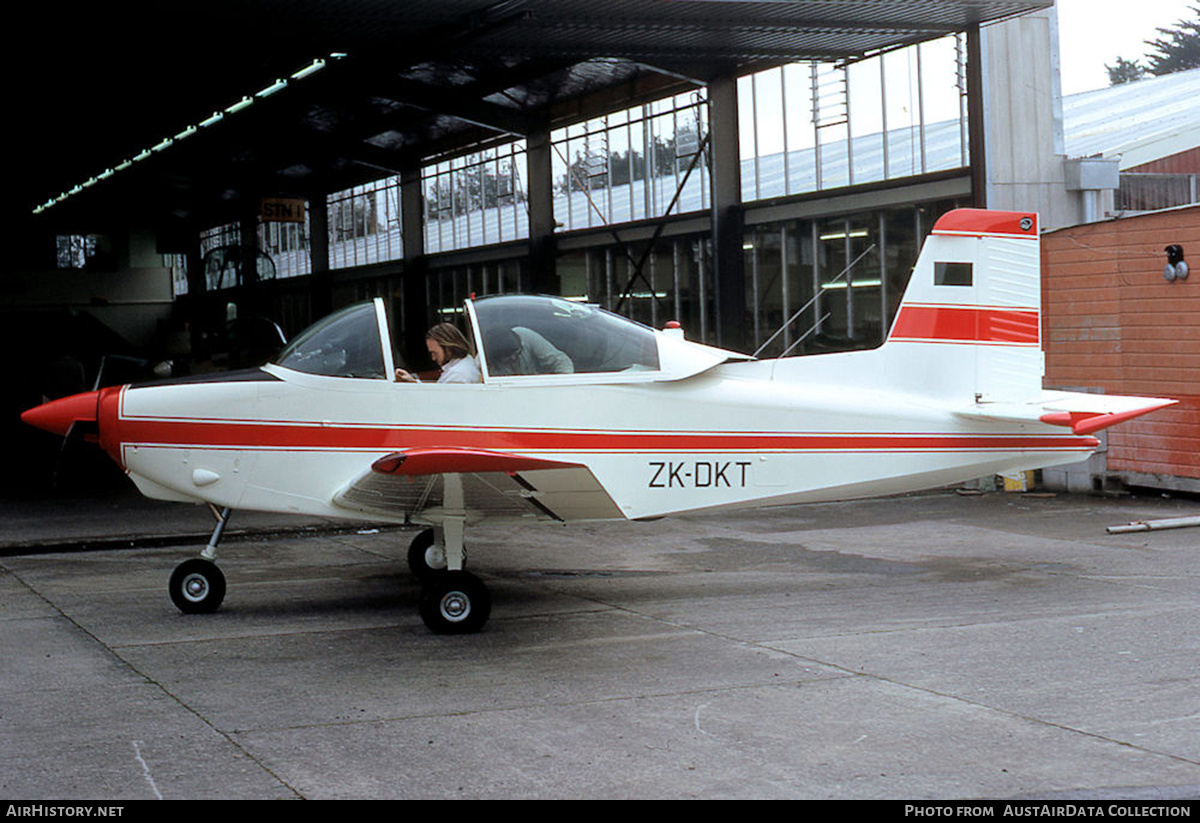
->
333;448;623;523
372;447;584;476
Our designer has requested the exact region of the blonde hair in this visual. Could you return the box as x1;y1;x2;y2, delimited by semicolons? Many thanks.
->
426;323;473;360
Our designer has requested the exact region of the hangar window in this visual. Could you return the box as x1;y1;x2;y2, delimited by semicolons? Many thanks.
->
275;301;388;379
423;141;529;254
741;201;964;358
55;234;104;269
550;92;709;232
739;34;969;201
328;177;403;268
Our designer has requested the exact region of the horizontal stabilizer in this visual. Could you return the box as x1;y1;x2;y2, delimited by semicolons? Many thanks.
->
956;393;1177;435
1038;399;1178;435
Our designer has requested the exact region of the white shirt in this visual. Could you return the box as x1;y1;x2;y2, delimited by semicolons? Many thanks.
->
437;355;482;384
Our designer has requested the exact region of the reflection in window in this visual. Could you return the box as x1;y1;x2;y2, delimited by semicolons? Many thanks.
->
275;302;387;378
475;296;660;376
56;234;101;269
423;142;529;254
327;178;403;270
551;93;709;232
745;201;960;358
935;262;973;286
738;34;969;201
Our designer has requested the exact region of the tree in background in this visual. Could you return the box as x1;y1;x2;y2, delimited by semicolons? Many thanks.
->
1105;56;1146;85
1107;5;1200;84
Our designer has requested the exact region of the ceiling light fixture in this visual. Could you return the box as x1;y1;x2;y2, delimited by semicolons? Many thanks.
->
31;54;343;215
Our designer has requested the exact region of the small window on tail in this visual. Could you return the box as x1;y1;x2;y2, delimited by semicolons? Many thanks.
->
935;262;973;286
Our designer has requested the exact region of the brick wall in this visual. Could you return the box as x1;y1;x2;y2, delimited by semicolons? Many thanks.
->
1127;147;1200;174
1041;206;1200;480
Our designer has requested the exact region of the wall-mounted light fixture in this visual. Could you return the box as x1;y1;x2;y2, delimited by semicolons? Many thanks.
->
1164;245;1189;282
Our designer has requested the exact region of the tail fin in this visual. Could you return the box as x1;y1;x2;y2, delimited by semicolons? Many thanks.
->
885;208;1043;403
888;208;1175;432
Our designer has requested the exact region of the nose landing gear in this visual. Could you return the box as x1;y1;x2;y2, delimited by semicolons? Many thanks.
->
169;557;227;613
168;505;230;614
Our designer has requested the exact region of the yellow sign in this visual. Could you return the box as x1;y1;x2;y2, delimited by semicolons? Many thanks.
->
261;198;307;223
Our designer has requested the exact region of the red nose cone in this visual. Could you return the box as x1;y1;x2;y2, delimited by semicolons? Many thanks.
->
21;390;101;437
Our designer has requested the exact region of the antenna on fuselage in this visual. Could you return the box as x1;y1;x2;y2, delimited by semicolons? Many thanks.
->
752;242;876;358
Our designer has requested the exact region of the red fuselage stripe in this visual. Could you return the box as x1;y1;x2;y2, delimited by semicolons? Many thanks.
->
890;305;1039;345
106;417;1096;454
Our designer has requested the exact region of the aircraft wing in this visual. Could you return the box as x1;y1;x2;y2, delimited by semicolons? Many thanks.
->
333;447;624;524
955;392;1177;435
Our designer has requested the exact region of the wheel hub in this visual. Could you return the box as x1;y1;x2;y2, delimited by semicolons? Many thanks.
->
182;573;209;602
439;590;470;622
425;546;447;571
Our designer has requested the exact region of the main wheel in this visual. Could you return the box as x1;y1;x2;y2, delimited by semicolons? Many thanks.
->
406;528;448;579
419;571;491;634
169;558;226;614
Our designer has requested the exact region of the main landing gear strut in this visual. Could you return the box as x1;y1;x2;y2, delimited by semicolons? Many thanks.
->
407;527;491;634
409;474;491;634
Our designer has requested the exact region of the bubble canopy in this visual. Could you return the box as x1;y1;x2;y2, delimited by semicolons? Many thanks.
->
273;295;746;383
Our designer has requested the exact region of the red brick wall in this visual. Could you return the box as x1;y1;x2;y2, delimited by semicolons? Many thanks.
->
1127;147;1200;174
1041;206;1200;479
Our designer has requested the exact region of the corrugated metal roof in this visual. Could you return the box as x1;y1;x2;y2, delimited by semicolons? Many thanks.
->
1063;67;1200;169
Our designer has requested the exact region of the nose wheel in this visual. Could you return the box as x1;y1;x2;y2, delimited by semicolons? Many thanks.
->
169;558;226;613
169;505;229;614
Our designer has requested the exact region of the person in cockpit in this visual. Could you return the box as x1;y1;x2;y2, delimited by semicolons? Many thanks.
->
488;326;574;376
396;323;482;384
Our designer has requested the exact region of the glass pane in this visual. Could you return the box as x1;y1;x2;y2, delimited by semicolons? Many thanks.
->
275;302;387;379
475;296;660;376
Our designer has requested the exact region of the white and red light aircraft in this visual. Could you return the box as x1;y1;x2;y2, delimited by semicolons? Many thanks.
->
21;209;1175;633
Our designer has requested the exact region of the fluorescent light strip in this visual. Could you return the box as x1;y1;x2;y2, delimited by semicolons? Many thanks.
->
820;279;882;289
32;55;341;215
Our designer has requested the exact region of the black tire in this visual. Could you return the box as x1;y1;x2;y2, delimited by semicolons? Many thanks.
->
406;528;448;579
169;558;226;614
419;571;491;634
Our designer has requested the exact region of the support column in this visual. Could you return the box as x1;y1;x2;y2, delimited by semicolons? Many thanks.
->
707;72;746;352
308;193;331;321
974;8;1072;226
526;120;557;294
401;164;429;367
966;25;987;208
238;208;262;320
